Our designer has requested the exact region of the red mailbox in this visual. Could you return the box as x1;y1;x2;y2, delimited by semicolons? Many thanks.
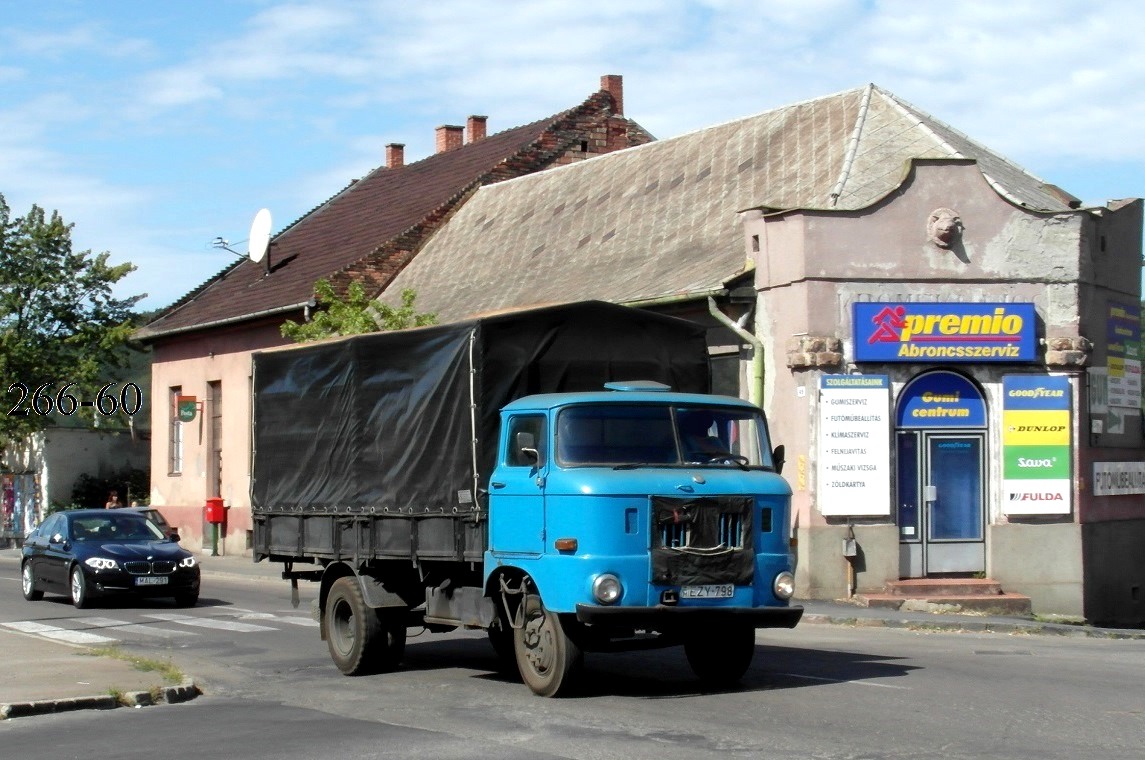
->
205;497;226;524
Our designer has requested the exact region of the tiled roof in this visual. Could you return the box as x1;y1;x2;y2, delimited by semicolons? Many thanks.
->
137;85;650;340
382;84;1080;323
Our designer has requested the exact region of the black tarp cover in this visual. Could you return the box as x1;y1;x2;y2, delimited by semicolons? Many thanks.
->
251;301;710;515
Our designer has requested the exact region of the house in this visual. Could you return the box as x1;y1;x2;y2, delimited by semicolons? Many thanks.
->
381;84;1144;625
134;75;652;554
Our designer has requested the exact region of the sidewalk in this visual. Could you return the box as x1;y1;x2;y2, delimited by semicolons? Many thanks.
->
2;548;1143;719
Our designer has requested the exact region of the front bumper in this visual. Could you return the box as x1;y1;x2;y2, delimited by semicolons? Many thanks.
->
575;603;803;629
87;568;200;596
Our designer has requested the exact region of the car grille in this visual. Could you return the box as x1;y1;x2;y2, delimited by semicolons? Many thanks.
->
124;561;177;575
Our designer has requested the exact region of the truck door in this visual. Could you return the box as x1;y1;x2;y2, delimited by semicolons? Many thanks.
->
488;414;547;556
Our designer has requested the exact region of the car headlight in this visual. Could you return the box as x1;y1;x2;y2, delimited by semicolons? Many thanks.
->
591;573;622;605
84;557;118;571
773;571;795;600
179;556;198;569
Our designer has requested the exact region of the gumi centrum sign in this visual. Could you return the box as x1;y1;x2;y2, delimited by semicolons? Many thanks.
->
853;302;1037;362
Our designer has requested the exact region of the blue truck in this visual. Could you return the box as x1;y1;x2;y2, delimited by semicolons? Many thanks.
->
251;301;801;697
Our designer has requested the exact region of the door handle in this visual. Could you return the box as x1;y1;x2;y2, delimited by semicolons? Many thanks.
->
490;481;505;489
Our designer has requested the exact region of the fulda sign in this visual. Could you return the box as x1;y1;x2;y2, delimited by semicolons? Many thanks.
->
853;302;1037;363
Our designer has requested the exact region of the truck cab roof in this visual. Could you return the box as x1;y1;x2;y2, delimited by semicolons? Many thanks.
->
501;387;760;413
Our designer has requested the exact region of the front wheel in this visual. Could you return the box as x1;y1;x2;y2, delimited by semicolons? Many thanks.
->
684;624;756;687
513;592;582;697
21;563;43;601
70;565;92;609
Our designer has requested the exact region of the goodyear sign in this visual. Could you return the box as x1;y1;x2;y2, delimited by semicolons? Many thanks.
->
853;302;1037;363
1002;375;1071;515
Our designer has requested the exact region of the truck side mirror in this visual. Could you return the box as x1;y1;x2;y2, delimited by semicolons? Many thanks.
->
772;444;786;474
516;431;540;464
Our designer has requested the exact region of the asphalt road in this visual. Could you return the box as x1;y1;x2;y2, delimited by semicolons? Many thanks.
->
2;563;1144;759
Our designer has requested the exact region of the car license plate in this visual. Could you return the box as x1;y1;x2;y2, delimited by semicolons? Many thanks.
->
135;576;169;586
680;584;734;599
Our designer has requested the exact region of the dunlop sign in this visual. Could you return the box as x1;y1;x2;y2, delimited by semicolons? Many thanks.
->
853;302;1037;363
1002;375;1071;515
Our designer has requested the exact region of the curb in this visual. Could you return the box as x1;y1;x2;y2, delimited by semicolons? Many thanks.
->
800;612;1145;640
1;678;201;721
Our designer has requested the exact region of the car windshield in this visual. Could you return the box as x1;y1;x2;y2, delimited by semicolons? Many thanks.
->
71;514;165;542
555;403;774;468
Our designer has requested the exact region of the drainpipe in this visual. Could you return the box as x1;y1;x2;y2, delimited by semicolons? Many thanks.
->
707;296;763;407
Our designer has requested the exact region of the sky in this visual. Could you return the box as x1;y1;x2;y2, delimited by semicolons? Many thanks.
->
2;0;1144;312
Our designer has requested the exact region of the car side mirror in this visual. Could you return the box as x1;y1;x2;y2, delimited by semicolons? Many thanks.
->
772;444;786;475
50;533;65;545
170;530;181;543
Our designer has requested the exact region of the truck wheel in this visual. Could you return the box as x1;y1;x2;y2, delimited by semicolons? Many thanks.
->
325;576;382;675
684;624;756;687
514;593;582;697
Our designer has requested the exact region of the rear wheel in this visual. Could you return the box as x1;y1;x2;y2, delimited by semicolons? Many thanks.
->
513;592;582;697
325;576;406;675
69;565;92;609
684;624;756;687
21;563;43;601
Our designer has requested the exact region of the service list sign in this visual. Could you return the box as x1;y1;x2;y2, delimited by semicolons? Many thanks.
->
1002;375;1071;515
817;375;891;516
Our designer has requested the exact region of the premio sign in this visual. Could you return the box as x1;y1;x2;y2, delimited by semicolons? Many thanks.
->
853;302;1037;363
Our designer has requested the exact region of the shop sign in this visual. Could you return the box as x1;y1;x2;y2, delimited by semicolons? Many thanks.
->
817;375;891;516
895;371;986;428
1093;461;1145;496
177;395;198;423
1002;375;1071;515
853;302;1037;363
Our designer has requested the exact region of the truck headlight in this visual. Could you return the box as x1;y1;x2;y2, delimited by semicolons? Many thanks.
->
591;574;622;605
773;571;795;600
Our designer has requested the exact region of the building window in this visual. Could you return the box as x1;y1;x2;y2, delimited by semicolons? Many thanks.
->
169;386;183;475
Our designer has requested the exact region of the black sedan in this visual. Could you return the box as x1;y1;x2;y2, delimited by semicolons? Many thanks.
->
21;509;200;608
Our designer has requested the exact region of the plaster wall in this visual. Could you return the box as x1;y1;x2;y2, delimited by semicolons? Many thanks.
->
149;319;288;554
989;522;1084;617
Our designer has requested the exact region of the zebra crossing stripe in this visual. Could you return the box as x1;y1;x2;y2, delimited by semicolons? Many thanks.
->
2;621;117;645
235;611;318;627
72;616;198;638
143;612;277;632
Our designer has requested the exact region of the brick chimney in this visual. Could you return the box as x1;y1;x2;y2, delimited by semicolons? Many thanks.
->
385;143;405;169
435;124;464;153
601;74;623;116
466;115;487;144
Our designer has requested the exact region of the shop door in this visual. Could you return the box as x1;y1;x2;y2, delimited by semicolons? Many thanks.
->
897;431;986;576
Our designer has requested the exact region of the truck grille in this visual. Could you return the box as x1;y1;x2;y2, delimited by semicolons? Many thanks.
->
651;495;755;586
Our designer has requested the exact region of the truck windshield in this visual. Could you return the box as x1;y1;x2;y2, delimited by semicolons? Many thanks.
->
555;404;774;468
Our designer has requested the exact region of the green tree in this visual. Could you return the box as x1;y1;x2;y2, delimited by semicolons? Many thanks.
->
1;193;142;449
281;280;436;342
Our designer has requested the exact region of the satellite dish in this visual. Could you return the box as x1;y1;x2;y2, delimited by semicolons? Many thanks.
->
247;208;272;263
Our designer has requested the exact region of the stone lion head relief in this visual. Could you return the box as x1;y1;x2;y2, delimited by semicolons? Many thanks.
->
927;207;963;248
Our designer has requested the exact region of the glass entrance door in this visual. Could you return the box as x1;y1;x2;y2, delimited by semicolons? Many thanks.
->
897;431;986;576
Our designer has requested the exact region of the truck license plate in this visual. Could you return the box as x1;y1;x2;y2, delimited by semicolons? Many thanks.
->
135;576;169;586
680;584;733;599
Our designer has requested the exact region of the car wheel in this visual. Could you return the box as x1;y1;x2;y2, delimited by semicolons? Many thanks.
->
21;563;43;601
513;592;582;697
70;565;92;609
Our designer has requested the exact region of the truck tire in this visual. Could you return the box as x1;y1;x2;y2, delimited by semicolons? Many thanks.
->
513;592;582;697
325;576;383;675
684;624;756;687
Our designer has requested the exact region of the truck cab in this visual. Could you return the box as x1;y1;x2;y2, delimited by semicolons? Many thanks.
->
484;381;800;695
